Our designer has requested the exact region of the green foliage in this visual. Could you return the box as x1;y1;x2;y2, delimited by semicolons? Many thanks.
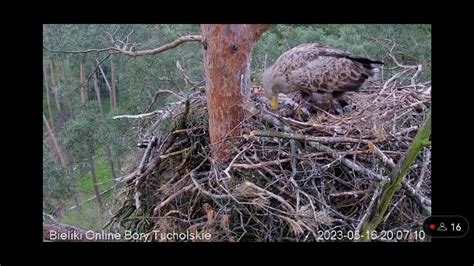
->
61;101;105;157
105;107;136;159
43;144;75;209
77;156;115;194
60;197;113;231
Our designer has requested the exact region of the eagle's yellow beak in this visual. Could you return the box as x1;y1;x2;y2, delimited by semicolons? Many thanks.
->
270;95;279;110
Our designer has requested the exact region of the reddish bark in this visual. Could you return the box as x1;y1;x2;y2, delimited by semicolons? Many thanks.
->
201;24;270;160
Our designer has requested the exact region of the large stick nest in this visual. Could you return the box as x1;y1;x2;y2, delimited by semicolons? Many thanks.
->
105;63;431;242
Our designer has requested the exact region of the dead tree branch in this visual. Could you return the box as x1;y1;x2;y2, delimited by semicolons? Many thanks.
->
250;130;374;144
45;35;202;57
113;110;163;120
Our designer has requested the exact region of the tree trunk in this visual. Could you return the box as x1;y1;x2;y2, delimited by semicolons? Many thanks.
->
97;60;112;108
117;158;122;174
201;24;270;160
43;113;67;168
111;58;117;109
83;69;102;209
68;93;76;120
50;60;64;128
43;62;56;136
59;60;72;122
106;147;117;180
93;68;117;181
59;61;67;83
61;61;76;121
87;139;103;210
80;62;88;105
93;70;104;115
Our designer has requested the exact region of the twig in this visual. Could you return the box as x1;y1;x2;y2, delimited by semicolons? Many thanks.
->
365;142;432;214
391;126;419;137
232;158;292;169
190;176;231;199
113;110;163;120
356;186;382;234
153;184;195;216
224;146;249;179
381;100;428;118
250;130;373;144
43;46;114;54
373;68;412;103
308;142;389;183
416;149;431;192
138;136;157;173
145;95;197;136
401;182;431;211
366;141;431;214
97;59;112;92
330;190;371;198
176;60;198;87
368;141;396;169
122;170;139;183
143;90;184;113
244;181;295;213
160;147;191;159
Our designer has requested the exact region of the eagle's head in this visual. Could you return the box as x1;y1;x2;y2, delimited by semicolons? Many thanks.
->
261;67;279;110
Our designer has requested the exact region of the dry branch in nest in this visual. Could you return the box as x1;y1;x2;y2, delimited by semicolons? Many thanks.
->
106;58;431;242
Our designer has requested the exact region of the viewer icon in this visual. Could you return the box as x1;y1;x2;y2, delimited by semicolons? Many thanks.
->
437;223;447;231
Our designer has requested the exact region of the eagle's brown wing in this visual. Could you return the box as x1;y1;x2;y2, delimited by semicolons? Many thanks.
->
288;55;375;93
272;43;381;93
272;43;325;74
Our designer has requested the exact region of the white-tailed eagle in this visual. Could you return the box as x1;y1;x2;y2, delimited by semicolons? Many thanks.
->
261;43;383;112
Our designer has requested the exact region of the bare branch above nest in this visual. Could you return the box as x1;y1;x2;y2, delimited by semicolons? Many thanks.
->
43;46;114;54
44;35;202;57
112;35;202;57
